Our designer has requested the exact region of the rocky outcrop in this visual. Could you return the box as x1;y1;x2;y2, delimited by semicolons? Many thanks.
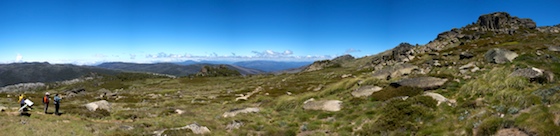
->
417;12;537;54
366;43;416;68
372;63;419;80
303;98;342;112
390;77;448;90
332;54;354;64
537;24;560;33
0;82;45;93
222;107;260;118
303;55;354;72
510;67;554;83
351;86;382;97
476;12;536;31
84;100;111;112
485;48;518;64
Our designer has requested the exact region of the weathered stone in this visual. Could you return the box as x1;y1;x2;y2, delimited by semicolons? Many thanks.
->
548;45;560;52
84;100;111;112
372;63;418;80
351;85;382;97
226;120;244;131
485;48;518;64
459;52;474;60
511;67;554;83
390;77;448;89
0;105;6;112
303;98;342;112
494;128;529;136
423;92;455;106
222;107;260;118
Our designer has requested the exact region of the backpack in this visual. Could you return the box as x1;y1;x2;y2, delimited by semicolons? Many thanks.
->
43;96;49;104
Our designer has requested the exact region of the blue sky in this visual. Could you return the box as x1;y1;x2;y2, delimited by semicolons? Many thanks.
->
0;0;559;65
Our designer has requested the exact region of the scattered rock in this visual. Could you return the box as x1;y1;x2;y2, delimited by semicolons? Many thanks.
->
547;45;560;52
175;109;185;115
459;52;474;60
0;105;6;112
390;77;448;90
154;123;211;136
351;85;382;97
235;86;263;101
495;128;529;136
313;84;324;91
372;63;418;80
84;100;111;112
341;74;353;78
484;48;518;64
222;107;260;118
423;92;455;106
119;125;134;131
286;92;292;95
303;98;342;112
226;120;244;131
510;67;554;83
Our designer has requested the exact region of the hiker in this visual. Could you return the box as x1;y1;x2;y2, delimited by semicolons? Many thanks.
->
43;92;50;114
18;94;25;107
54;94;61;115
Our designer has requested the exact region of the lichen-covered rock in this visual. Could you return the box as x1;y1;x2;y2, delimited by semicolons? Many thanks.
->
84;100;111;112
351;85;382;97
303;98;342;112
484;48;518;64
390;77;448;90
510;67;554;83
222;107;260;118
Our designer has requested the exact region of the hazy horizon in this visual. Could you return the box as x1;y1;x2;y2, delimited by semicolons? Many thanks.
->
1;0;559;65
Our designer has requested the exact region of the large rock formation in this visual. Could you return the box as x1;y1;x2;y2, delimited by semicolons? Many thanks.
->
303;98;342;112
485;48;518;64
476;12;536;31
390;77;448;90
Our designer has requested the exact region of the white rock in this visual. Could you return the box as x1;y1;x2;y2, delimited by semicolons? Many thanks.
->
222;107;260;118
303;99;342;112
84;100;111;112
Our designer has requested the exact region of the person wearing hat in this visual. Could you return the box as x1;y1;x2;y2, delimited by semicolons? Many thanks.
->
54;93;61;115
43;92;50;114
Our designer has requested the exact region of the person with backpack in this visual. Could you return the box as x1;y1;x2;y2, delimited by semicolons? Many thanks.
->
54;94;61;115
43;92;50;114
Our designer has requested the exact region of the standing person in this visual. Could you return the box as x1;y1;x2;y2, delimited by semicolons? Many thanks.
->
54;94;61;115
43;92;50;114
18;94;25;107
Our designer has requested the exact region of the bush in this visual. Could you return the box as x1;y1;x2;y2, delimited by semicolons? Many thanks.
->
370;86;423;101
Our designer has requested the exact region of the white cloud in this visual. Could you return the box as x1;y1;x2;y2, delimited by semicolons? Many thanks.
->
142;50;334;62
16;53;23;62
345;48;361;54
129;54;137;59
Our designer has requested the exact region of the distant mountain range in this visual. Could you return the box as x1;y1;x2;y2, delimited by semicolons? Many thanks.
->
0;60;314;87
97;62;263;76
0;62;120;87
